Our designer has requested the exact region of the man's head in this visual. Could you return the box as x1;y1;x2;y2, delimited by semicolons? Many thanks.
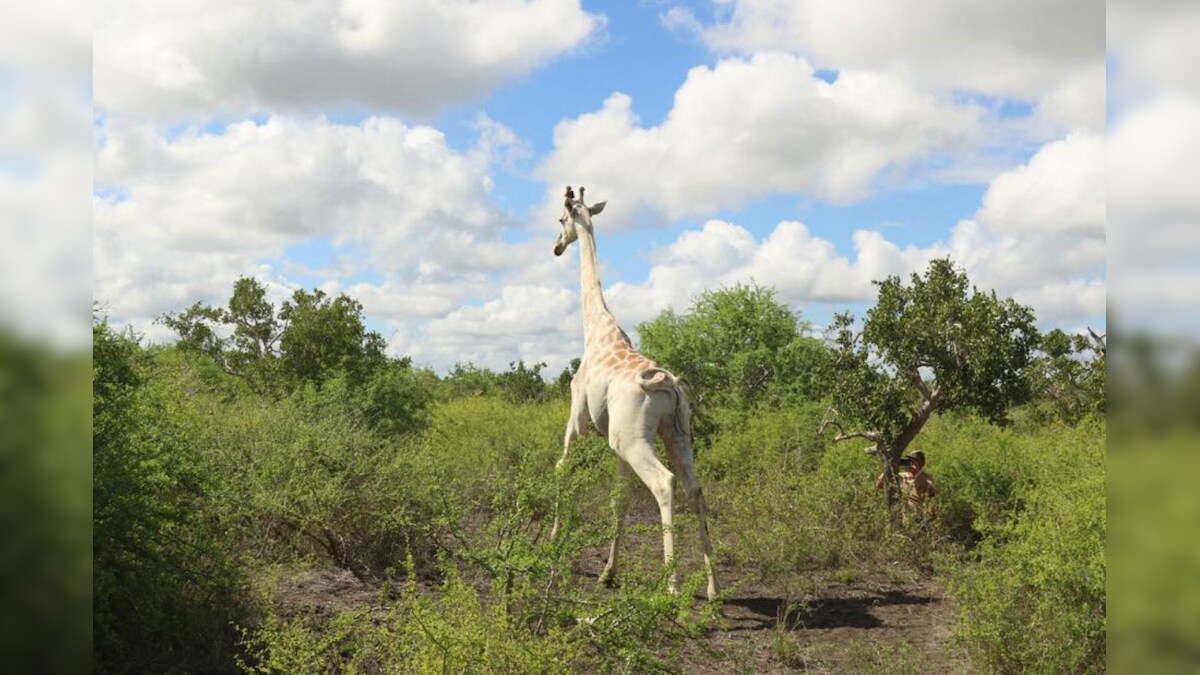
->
902;450;926;472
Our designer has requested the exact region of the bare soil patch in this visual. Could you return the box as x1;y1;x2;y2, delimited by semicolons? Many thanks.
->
265;493;964;673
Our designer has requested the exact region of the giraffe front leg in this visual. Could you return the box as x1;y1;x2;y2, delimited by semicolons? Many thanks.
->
550;399;588;540
598;459;633;587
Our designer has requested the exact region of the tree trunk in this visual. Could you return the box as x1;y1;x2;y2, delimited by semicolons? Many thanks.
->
880;398;938;512
880;448;900;508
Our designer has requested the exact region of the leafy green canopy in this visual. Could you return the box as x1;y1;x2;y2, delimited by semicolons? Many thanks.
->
824;259;1039;493
159;276;389;393
638;283;827;412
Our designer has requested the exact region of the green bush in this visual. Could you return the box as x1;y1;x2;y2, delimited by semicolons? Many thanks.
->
947;419;1105;673
1;330;90;672
419;396;586;507
242;571;585;674
197;385;438;579
706;404;891;575
702;402;827;481
93;324;248;673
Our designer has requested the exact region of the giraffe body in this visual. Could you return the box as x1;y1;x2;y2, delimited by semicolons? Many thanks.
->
551;190;717;600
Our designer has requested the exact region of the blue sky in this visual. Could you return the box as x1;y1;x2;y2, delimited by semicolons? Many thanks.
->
91;0;1107;372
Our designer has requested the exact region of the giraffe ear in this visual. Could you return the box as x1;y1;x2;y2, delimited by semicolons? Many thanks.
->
588;201;607;216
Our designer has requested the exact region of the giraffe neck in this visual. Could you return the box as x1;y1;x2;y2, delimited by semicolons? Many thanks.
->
577;225;623;349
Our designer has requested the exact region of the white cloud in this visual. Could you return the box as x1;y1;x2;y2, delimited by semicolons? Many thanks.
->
1106;1;1200;331
605;219;938;328
1012;280;1106;324
95;0;603;121
0;0;91;77
605;131;1106;328
536;52;984;228
419;284;582;371
944;219;1103;301
1109;0;1200;102
0;0;93;346
92;112;597;372
93;114;529;333
0;78;92;346
671;0;1103;116
977;132;1104;236
1108;94;1200;329
1108;96;1200;242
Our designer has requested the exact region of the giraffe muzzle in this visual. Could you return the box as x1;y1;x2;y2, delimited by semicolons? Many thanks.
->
554;242;565;256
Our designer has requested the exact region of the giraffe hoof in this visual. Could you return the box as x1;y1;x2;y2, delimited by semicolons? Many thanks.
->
598;569;618;588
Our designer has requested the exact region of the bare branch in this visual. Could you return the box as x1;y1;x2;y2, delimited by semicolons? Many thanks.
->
817;406;837;435
1087;327;1106;356
820;406;881;444
909;365;932;400
835;430;881;443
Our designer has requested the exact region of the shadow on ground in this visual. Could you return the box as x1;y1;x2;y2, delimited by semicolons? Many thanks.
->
724;590;938;632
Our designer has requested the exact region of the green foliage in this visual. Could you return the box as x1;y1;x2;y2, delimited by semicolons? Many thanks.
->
334;364;432;438
0;329;90;672
498;360;553;403
555;358;581;397
1026;328;1106;424
159;276;390;393
864;258;1038;423
422;396;572;501
241;457;721;675
435;360;563;403
241;569;586;674
701;402;828;482
98;275;1107;674
192;378;436;579
278;287;388;387
93;322;248;673
950;419;1105;673
438;361;502;399
702;403;890;575
1109;434;1200;675
639;283;826;420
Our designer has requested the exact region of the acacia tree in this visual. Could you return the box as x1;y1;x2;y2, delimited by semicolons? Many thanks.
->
822;259;1039;507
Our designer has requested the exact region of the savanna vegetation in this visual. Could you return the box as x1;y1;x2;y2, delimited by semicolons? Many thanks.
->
93;260;1105;673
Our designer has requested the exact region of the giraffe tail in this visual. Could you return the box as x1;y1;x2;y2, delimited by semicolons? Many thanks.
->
671;377;693;441
637;368;673;390
639;370;692;441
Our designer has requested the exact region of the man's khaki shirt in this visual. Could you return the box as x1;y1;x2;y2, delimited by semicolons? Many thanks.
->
898;469;935;510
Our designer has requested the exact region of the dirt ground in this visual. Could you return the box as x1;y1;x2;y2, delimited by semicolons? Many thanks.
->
271;496;965;673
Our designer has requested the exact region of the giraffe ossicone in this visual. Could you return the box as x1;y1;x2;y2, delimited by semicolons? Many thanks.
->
550;186;718;600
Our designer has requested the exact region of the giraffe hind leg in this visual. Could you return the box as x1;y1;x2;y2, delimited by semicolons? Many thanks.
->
616;437;677;594
663;430;718;600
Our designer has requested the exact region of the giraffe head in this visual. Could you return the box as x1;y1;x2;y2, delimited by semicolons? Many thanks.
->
553;185;607;256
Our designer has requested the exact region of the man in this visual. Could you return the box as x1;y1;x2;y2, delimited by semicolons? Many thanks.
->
876;450;937;516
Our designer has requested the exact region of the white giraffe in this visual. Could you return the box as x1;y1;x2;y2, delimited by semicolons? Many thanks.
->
551;186;717;599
